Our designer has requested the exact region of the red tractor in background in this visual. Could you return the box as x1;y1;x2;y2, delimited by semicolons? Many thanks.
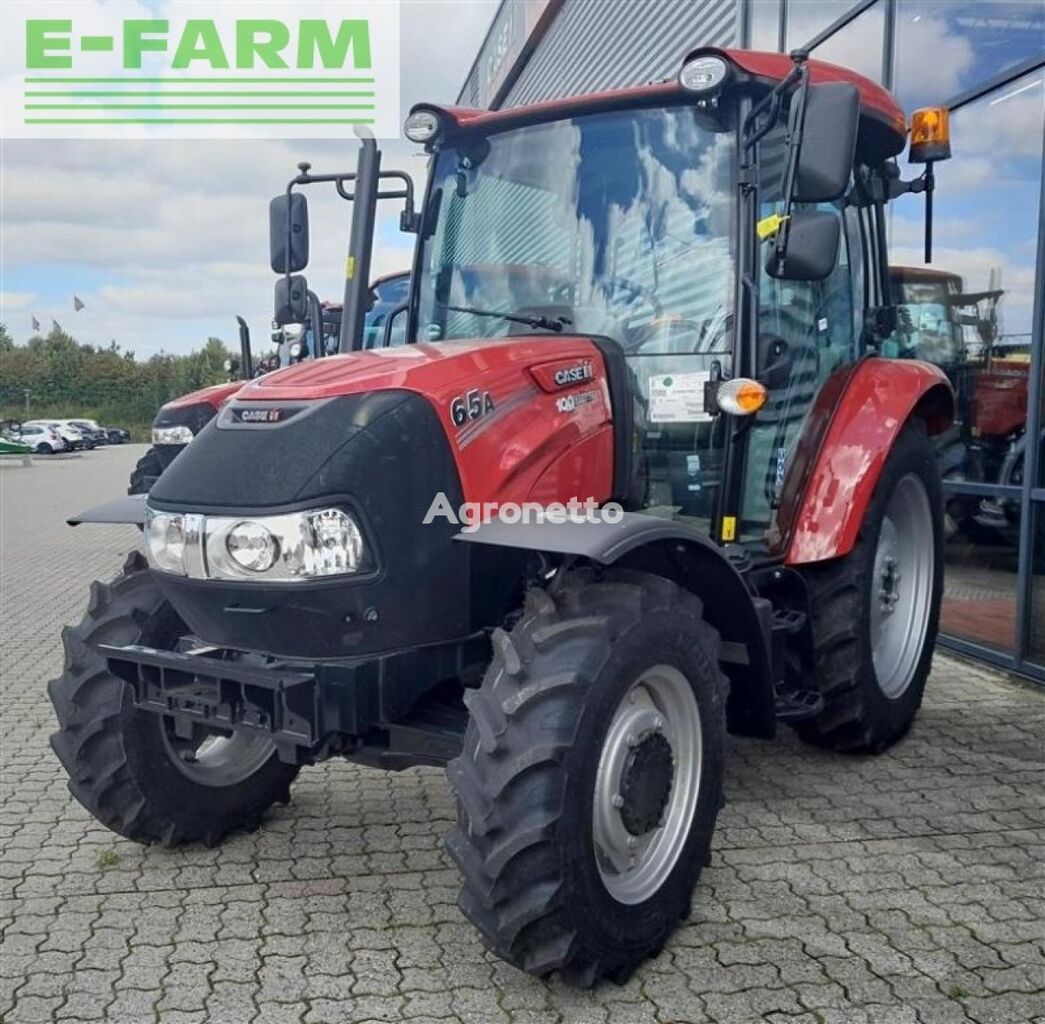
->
889;265;1022;539
54;49;954;985
129;273;412;494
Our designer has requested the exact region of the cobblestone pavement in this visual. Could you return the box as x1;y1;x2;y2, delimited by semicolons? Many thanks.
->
2;447;1044;1024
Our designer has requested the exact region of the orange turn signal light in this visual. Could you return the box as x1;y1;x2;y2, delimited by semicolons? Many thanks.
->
909;106;951;163
717;378;767;416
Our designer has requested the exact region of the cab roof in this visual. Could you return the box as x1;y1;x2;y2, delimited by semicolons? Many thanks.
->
412;47;908;161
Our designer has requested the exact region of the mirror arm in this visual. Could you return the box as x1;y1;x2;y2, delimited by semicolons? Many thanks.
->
235;316;253;380
283;181;295;295
773;57;811;275
306;290;324;359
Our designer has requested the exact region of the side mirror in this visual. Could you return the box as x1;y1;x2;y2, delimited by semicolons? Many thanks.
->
792;82;859;203
274;275;309;325
766;211;840;281
269;193;310;273
382;303;409;347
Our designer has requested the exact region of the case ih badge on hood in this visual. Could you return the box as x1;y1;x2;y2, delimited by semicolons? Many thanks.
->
57;48;953;987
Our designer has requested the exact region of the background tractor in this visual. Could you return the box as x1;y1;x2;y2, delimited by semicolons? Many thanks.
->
128;271;411;495
55;48;953;985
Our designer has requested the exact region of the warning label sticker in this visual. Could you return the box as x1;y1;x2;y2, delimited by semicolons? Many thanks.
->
648;371;712;423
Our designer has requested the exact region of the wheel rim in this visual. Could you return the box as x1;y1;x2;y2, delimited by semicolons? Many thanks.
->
592;665;702;905
162;724;276;787
870;473;934;699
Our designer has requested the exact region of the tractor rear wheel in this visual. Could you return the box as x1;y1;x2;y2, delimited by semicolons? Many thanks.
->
447;569;726;986
796;424;943;753
49;551;298;846
127;446;163;495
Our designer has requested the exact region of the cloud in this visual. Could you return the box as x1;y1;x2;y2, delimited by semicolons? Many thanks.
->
891;12;977;105
0;291;36;313
0;1;497;356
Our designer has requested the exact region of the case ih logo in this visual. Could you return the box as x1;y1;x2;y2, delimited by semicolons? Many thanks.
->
553;362;594;388
233;407;286;424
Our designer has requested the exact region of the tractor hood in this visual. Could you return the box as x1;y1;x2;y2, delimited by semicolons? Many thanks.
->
232;337;597;403
148;335;616;512
164;379;244;411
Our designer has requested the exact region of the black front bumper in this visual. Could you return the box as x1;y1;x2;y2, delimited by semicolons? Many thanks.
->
102;633;486;767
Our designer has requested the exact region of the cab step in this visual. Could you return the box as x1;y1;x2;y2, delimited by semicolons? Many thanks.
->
773;681;824;723
771;608;807;635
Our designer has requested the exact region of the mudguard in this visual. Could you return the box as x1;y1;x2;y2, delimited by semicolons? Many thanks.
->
457;513;777;738
778;357;953;565
68;494;147;527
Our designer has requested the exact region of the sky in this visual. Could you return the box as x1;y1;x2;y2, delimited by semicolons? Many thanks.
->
0;0;499;357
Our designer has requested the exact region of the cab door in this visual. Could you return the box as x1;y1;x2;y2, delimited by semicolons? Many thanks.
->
739;147;865;542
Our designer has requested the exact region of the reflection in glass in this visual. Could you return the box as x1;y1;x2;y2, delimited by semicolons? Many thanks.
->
888;70;1043;498
785;0;863;50
809;1;886;83
894;0;1045;110
942;519;1019;653
749;0;782;50
417;107;736;353
1027;504;1045;664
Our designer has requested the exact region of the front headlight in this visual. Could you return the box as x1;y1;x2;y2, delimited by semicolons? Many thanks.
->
143;506;367;581
144;510;188;576
152;425;195;446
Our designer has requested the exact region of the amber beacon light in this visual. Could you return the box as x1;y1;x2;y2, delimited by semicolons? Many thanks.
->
909;106;951;163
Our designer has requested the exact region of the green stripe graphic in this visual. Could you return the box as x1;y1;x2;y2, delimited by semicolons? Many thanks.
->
25;77;375;84
23;117;376;125
25;91;375;97
26;104;376;110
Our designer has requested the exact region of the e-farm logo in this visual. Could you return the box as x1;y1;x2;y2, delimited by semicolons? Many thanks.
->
2;2;400;139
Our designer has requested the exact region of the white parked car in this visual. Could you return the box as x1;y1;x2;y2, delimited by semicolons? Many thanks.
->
38;420;93;447
25;420;88;450
15;423;67;454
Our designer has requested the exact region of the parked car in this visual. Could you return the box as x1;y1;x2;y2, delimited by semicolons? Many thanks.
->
0;435;34;456
105;427;131;444
69;419;108;446
25;420;88;450
14;423;66;454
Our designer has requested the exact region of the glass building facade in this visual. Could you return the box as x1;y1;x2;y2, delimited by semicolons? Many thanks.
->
461;0;1045;682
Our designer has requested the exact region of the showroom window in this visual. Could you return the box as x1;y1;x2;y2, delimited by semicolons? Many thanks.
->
894;1;1045;111
809;1;886;83
890;69;1042;654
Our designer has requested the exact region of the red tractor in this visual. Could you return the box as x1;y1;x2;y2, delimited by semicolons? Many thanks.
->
53;49;954;985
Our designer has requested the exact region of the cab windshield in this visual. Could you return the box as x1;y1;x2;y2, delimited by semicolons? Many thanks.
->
415;106;736;359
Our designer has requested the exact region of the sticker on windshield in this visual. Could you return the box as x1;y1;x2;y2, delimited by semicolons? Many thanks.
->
648;371;712;423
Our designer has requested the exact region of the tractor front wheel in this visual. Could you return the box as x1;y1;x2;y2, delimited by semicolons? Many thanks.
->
127;446;163;495
447;569;727;986
49;551;298;846
796;424;943;753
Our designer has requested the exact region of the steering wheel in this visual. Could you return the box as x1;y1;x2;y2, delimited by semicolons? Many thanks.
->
628;307;730;356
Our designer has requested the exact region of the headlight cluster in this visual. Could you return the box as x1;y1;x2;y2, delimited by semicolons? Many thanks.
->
152;425;195;446
144;506;367;582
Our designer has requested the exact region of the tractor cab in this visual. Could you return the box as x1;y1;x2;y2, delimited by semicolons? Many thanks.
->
401;48;939;547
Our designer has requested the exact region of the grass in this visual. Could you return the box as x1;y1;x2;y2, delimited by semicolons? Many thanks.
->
94;848;120;871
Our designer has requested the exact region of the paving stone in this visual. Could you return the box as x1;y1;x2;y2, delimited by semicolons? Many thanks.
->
2;446;1044;1023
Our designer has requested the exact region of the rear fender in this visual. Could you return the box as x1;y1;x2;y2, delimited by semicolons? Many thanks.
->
456;514;776;738
778;357;953;565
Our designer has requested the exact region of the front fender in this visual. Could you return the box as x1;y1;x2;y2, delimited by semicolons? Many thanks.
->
456;513;777;738
778;357;953;565
68;494;147;527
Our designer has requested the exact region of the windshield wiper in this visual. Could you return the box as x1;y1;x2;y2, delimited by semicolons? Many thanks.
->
441;303;572;333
